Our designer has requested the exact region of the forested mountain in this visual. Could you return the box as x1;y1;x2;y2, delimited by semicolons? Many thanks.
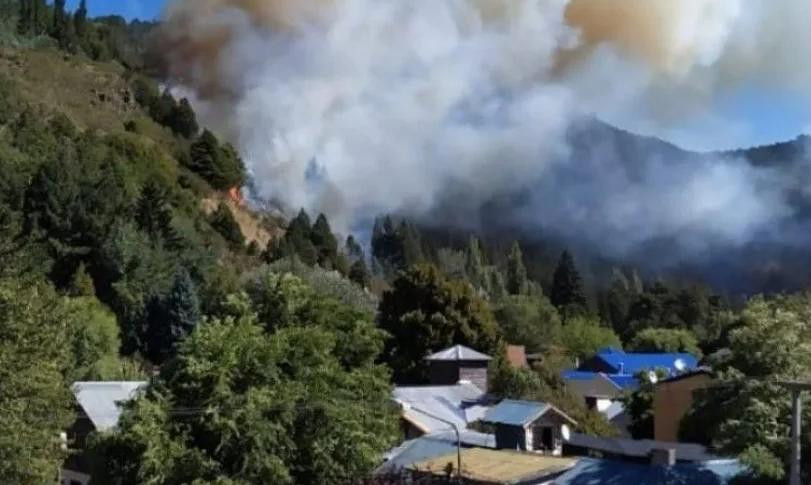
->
3;2;811;484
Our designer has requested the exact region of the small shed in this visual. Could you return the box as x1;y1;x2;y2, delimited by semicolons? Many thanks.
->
425;345;492;391
482;400;577;456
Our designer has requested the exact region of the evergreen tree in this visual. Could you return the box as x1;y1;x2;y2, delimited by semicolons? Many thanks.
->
505;241;528;295
68;262;95;297
311;213;338;269
168;98;199;139
282;209;318;266
135;180;178;246
346;234;364;261
465;236;486;289
189;130;246;190
146;269;201;363
74;0;87;38
17;0;30;35
51;0;66;42
210;203;245;247
349;259;371;288
550;250;587;321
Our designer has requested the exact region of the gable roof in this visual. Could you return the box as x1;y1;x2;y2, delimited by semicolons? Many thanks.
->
565;432;720;462
393;382;488;433
590;348;698;376
425;345;492;361
72;381;147;431
553;457;745;485
483;399;577;427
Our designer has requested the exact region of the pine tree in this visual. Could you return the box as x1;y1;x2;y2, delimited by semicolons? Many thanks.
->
189;130;246;190
284;209;317;266
73;0;87;38
68;262;95;297
146;269;201;363
505;241;528;295
349;259;371;288
169;98;199;139
311;214;338;268
550;250;588;321
51;0;66;42
465;236;486;289
17;0;31;35
135;180;179;247
346;235;364;261
210;203;245;247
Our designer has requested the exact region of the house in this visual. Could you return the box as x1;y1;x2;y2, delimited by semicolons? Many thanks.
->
482;400;577;456
393;381;491;439
562;348;699;433
61;381;147;485
411;447;577;485
576;347;698;378
653;369;713;441
426;344;493;391
562;432;720;463
552;457;745;485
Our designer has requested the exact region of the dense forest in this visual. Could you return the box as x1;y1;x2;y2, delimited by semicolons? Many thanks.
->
1;2;811;484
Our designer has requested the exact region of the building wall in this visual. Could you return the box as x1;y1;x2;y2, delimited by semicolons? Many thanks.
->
653;374;712;441
494;424;527;451
428;360;489;391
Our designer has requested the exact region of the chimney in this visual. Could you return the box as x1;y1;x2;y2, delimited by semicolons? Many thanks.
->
650;448;676;467
618;362;625;374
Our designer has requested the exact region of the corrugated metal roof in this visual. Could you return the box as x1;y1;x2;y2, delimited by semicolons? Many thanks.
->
394;382;488;432
379;430;496;473
425;345;492;361
565;433;720;462
593;348;699;376
72;381;147;431
482;399;550;426
553;457;745;485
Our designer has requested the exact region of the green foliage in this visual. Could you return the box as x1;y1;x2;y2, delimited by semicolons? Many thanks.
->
69;261;96;297
623;369;669;439
681;294;811;482
145;269;201;363
169;98;199;139
93;300;397;484
489;351;616;437
628;327;702;357
210;203;245;248
371;216;424;273
136;179;180;248
550;250;588;320
0;279;74;484
189;130;247;191
378;263;501;383
494;294;561;353
505;241;529;295
558;315;622;362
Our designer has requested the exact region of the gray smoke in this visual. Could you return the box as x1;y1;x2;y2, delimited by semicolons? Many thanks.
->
158;0;811;261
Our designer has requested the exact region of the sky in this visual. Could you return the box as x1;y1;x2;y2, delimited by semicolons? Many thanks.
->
66;0;811;152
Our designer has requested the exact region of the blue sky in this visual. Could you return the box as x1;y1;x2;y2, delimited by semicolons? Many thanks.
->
63;1;811;151
65;0;165;21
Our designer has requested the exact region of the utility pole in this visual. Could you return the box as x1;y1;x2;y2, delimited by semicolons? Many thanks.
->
398;402;463;482
779;381;811;485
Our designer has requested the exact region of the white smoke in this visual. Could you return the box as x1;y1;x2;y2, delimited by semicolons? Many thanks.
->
159;0;811;257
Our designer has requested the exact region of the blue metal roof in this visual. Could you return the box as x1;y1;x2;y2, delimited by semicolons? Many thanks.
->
606;374;640;391
560;371;639;391
593;348;698;376
482;399;550;426
554;457;745;485
378;430;495;473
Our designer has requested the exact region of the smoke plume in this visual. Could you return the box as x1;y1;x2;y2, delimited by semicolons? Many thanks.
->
157;0;811;263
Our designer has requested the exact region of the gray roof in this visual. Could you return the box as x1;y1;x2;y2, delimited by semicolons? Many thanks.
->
379;430;496;473
393;382;488;433
565;432;721;462
482;399;552;426
73;381;147;431
425;345;492;361
553;457;745;485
